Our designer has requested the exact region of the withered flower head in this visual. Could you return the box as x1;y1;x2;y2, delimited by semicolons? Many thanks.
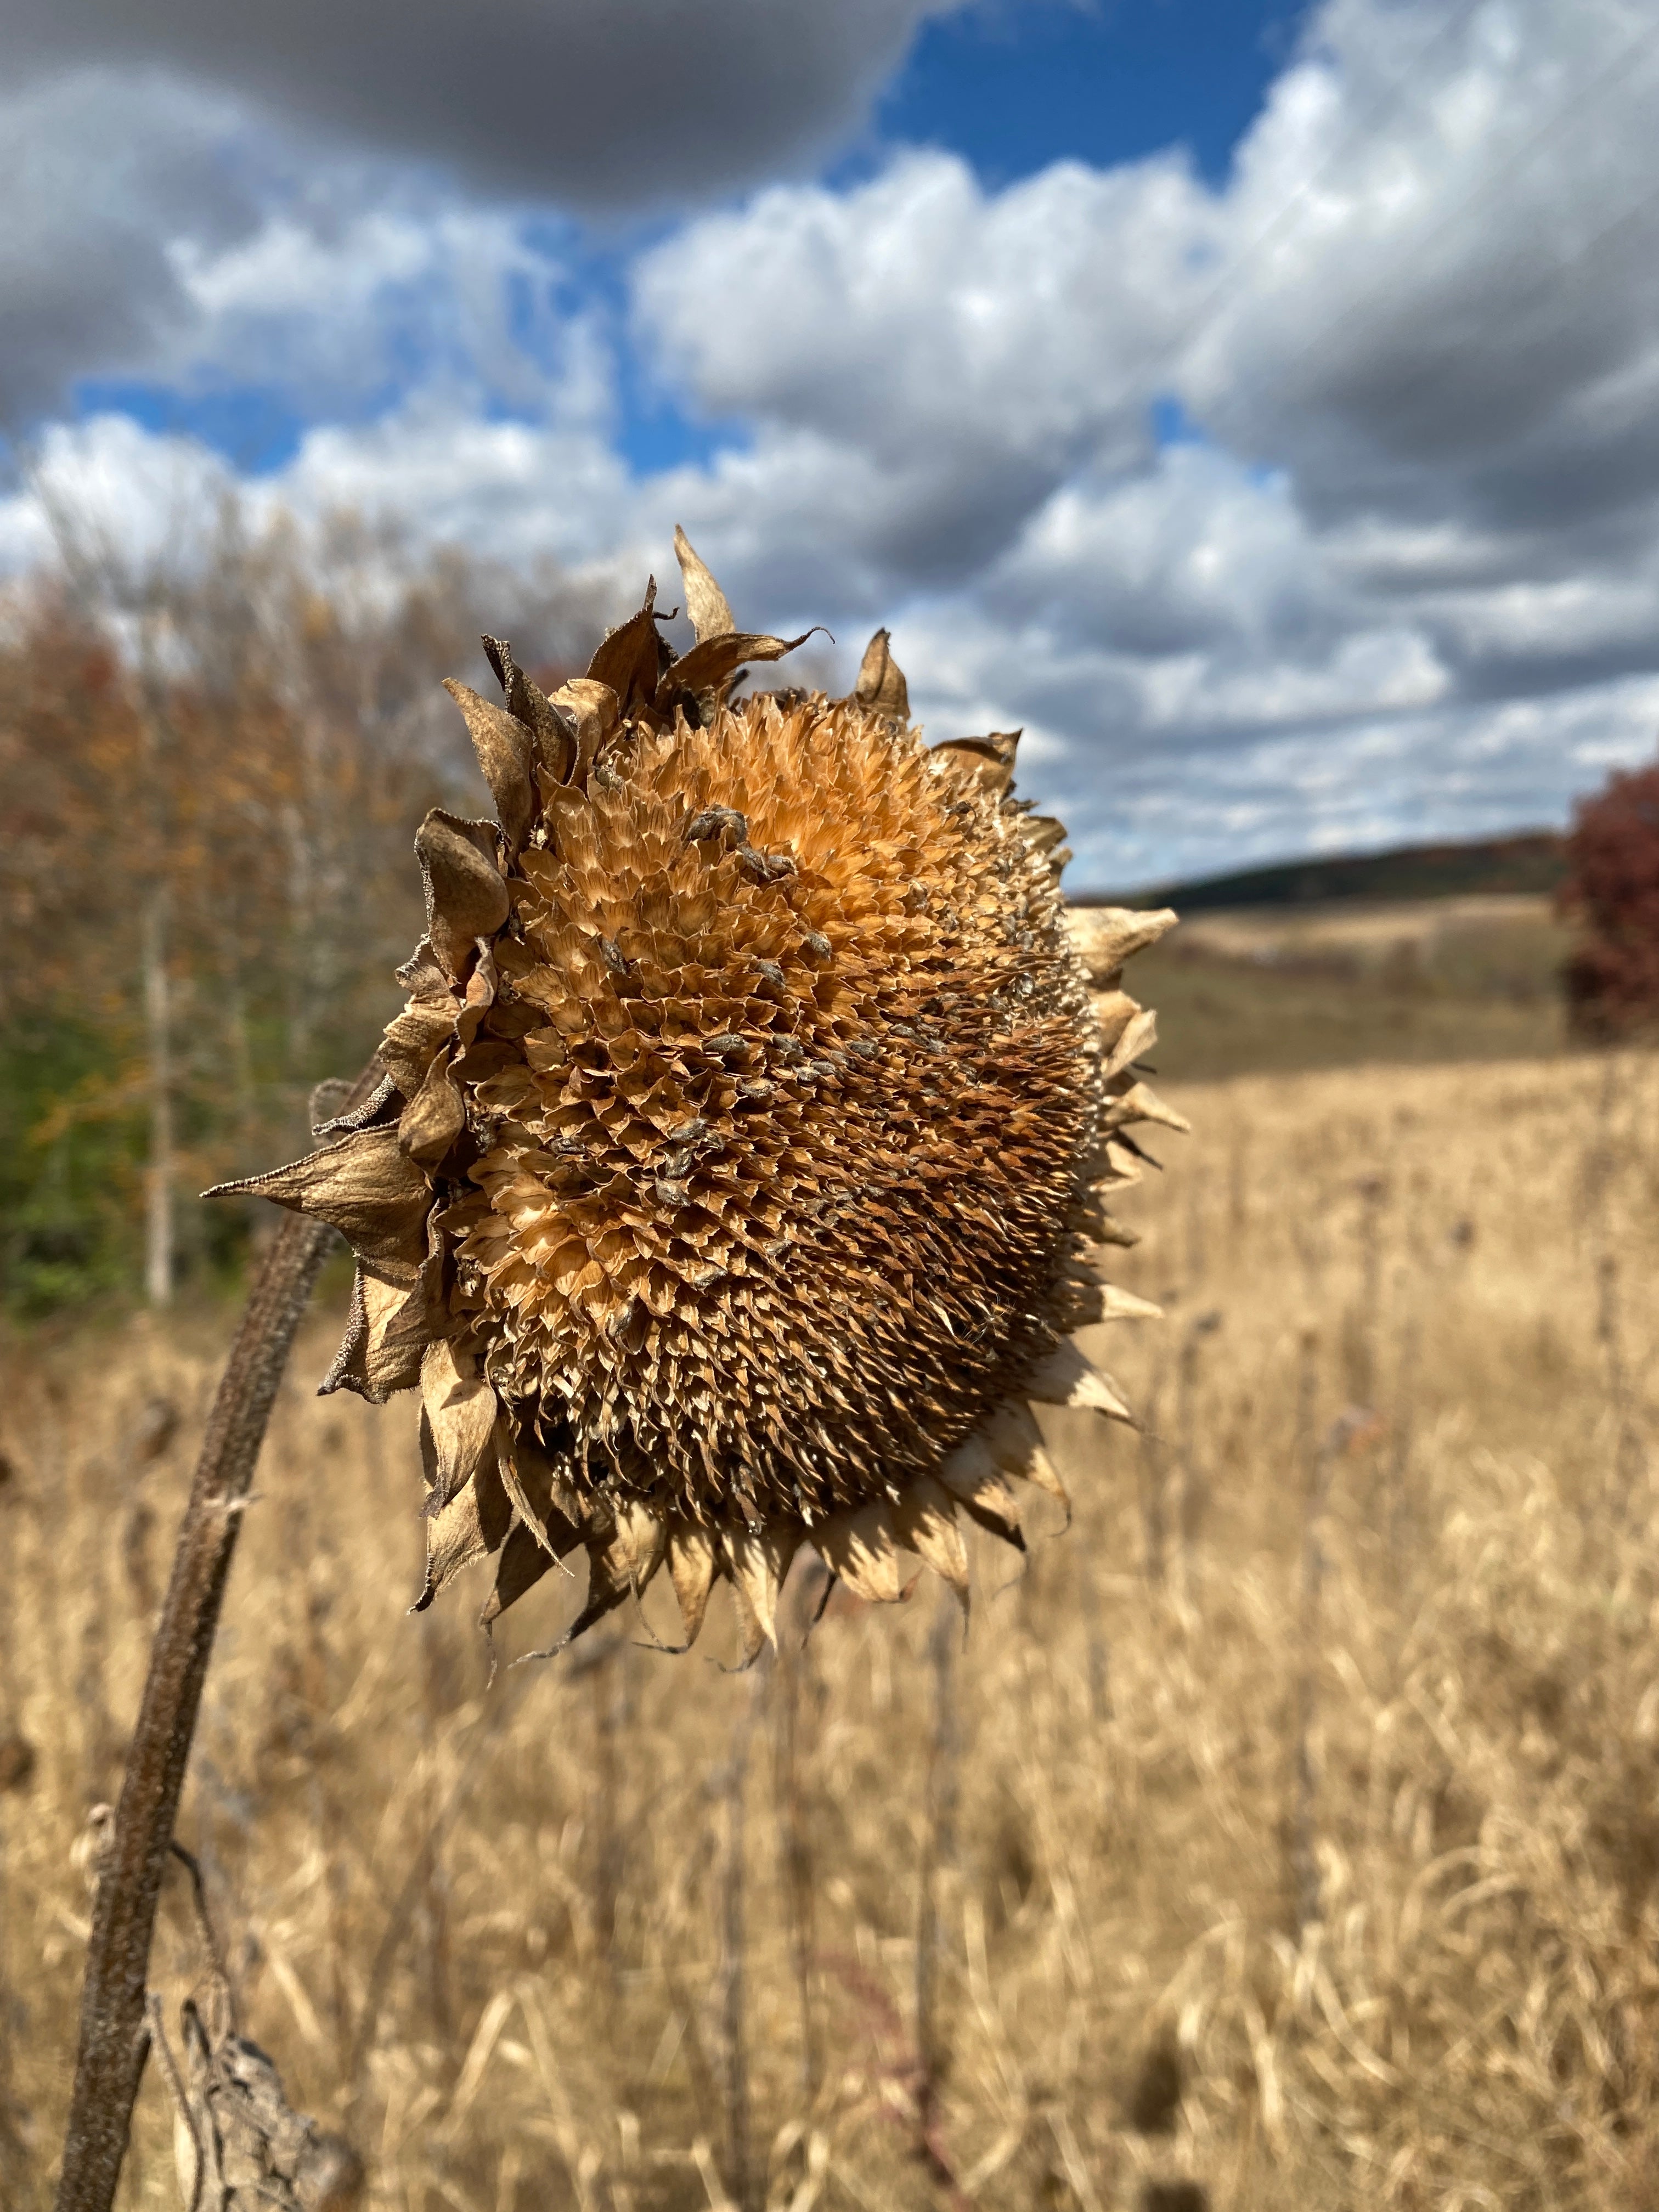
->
213;532;1181;1660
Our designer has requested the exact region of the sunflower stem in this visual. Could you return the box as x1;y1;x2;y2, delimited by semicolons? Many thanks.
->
53;1188;342;2212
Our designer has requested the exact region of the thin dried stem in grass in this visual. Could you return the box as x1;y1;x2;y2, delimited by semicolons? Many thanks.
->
590;1642;630;1995
74;1452;116;1804
414;1616;457;2053
716;1673;763;2212
1292;1398;1382;1940
1288;1333;1325;1938
296;1570;354;2076
1578;1050;1649;1526
1172;1311;1221;1600
0;1458;29;2203
148;1844;363;2212
773;1567;824;2109
1385;1306;1420;1603
1348;1175;1389;1411
342;1652;546;2104
1139;1351;1171;1590
914;1593;965;2203
1077;1534;1112;1725
1595;1250;1646;1516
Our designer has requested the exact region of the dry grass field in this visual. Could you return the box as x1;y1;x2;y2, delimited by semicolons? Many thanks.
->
1108;896;1573;1082
3;1039;1657;2211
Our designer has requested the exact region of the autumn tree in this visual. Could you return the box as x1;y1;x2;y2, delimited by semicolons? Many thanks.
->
1560;752;1659;1037
0;496;601;1310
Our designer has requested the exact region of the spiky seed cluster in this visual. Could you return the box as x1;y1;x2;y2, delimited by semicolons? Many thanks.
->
216;531;1182;1660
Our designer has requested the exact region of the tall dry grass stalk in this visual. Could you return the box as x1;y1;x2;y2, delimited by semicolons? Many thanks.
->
7;1049;1659;2208
715;1674;762;2212
772;1569;824;2113
0;1435;31;2203
1581;1054;1649;1522
914;1593;963;2200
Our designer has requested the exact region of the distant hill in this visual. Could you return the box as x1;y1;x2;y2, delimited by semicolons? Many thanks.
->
1082;830;1567;912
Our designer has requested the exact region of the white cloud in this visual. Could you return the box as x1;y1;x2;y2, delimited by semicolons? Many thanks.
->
1;411;239;583
166;201;612;424
0;72;621;431
1423;577;1659;667
277;403;633;574
635;148;1217;584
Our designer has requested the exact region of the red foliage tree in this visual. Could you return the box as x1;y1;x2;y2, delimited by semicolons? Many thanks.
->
1560;754;1659;1034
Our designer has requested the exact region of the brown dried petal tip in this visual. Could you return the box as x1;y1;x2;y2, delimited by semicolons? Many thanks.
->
674;525;737;642
852;627;910;723
443;680;535;853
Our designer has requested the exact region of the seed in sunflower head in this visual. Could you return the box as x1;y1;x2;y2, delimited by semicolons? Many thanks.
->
210;531;1182;1662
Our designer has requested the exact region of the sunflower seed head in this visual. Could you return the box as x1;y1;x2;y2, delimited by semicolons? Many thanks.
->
213;532;1181;1653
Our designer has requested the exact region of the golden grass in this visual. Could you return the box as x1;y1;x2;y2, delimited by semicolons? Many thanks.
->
1077;900;1576;1080
1155;893;1557;962
3;1047;1658;2210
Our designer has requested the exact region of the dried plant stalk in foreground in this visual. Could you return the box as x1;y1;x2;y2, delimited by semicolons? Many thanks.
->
54;1190;349;2212
216;532;1182;1652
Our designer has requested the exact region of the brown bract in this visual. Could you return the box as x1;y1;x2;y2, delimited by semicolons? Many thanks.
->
211;535;1182;1662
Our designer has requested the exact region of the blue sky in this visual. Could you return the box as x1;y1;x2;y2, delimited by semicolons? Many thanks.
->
880;0;1305;189
6;0;1659;888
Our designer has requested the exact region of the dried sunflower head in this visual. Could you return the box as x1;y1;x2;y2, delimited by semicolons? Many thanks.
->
214;532;1181;1660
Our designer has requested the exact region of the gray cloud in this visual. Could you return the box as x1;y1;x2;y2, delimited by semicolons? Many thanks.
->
6;0;962;212
1189;0;1659;541
0;71;262;426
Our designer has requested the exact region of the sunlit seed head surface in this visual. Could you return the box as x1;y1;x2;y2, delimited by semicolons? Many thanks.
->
461;694;1092;1519
216;532;1181;1661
